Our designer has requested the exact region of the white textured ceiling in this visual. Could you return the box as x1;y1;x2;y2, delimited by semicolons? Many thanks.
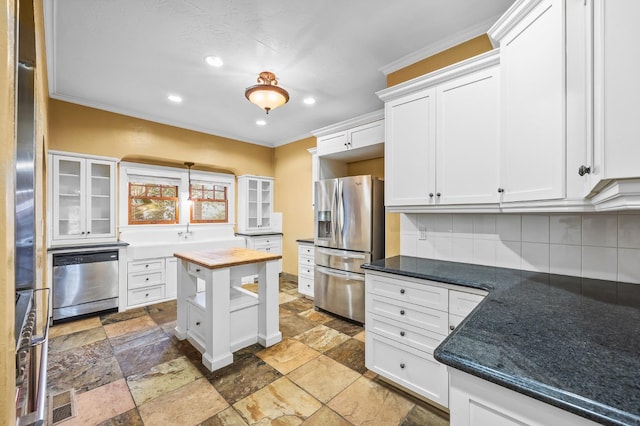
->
43;0;514;147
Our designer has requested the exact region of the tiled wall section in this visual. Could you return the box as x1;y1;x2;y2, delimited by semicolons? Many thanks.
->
400;213;640;284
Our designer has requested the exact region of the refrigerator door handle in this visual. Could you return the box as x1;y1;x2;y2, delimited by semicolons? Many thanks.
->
316;247;366;260
316;265;365;281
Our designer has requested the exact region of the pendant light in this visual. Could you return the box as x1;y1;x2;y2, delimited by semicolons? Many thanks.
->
184;162;194;200
245;71;289;114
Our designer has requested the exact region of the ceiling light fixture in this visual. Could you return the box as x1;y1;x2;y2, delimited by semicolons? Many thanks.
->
168;94;183;103
256;119;267;126
245;71;289;114
303;97;316;105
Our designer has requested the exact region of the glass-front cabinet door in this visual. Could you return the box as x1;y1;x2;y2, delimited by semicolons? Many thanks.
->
259;178;272;229
51;154;116;243
238;175;274;233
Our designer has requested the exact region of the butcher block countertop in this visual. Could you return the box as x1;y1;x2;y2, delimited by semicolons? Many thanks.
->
174;247;282;270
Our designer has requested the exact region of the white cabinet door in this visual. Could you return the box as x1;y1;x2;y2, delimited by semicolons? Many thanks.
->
436;66;501;205
385;88;436;206
498;0;565;203
316;132;348;157
590;0;640;190
51;154;116;242
238;176;274;233
349;120;384;150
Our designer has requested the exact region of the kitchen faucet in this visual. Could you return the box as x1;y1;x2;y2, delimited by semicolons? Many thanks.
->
178;222;193;239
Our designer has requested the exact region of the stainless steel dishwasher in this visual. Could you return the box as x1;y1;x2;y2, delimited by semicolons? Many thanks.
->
52;250;119;321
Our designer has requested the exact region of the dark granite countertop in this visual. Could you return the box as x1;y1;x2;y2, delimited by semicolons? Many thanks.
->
296;238;314;244
362;256;640;426
48;241;129;252
235;232;283;237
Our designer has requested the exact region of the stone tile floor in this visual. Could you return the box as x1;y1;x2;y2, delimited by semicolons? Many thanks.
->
47;278;450;425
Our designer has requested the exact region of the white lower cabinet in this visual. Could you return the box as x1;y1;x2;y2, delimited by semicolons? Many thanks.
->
365;271;486;409
297;241;314;298
449;369;599;426
126;257;177;308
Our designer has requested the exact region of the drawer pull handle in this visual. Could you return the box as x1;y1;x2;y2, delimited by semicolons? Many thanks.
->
196;321;201;326
400;289;405;294
400;363;405;369
400;331;405;337
400;310;405;315
450;325;455;331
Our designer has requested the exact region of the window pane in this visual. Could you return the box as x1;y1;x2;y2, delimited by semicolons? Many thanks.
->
192;200;226;221
147;185;161;197
130;198;177;222
162;186;177;197
214;190;225;200
130;184;145;196
203;189;214;199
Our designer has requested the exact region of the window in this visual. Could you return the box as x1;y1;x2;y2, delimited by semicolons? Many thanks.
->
129;183;179;224
190;182;228;223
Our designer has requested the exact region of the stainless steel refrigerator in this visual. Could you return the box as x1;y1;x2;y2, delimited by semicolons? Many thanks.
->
314;175;384;323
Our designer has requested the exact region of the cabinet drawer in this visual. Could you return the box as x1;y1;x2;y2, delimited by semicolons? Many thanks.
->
128;271;164;289
188;262;208;280
298;255;315;268
367;332;448;407
449;290;485;317
128;285;165;306
368;313;445;355
298;244;314;257
298;263;314;278
188;302;206;343
368;274;448;312
368;293;448;336
128;258;164;273
298;276;314;297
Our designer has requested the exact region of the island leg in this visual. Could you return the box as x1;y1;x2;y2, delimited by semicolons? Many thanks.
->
202;267;233;371
174;259;196;340
257;259;282;347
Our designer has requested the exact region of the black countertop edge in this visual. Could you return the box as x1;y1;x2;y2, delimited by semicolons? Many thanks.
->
434;348;634;426
363;256;640;426
235;232;283;237
296;238;314;244
48;241;129;252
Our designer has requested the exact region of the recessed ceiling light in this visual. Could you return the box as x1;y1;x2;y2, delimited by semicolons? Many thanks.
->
303;97;316;105
168;94;182;103
256;119;267;126
205;56;223;67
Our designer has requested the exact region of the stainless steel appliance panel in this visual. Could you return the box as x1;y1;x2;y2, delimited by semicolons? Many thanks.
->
337;175;373;252
15;62;35;291
315;178;338;247
52;250;119;321
314;265;365;323
314;246;371;274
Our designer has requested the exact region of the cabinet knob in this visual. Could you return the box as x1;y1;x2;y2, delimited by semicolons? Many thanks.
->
578;165;591;176
196;268;201;272
498;188;504;193
400;310;405;315
145;293;149;297
436;192;441;197
196;321;201;326
400;363;405;369
87;231;91;234
400;331;405;337
145;278;149;281
81;231;85;235
145;264;149;268
429;193;434;198
400;289;405;294
450;325;455;331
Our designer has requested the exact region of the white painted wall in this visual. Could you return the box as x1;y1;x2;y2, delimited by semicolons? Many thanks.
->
400;213;640;284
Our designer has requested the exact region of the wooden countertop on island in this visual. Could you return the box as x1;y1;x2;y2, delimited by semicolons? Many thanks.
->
174;247;282;270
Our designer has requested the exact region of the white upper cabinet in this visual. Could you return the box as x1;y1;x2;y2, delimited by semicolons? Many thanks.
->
436;66;501;205
587;0;640;208
379;51;501;210
490;0;566;203
384;88;436;207
49;152;117;245
313;110;384;163
237;175;274;234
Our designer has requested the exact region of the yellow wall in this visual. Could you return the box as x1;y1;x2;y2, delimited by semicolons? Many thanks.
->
273;138;316;274
387;35;494;87
48;100;274;177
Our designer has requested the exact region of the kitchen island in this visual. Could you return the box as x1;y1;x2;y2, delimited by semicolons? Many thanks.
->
173;247;282;372
362;256;640;426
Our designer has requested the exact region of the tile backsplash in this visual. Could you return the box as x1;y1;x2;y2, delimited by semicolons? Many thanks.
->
400;213;640;284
